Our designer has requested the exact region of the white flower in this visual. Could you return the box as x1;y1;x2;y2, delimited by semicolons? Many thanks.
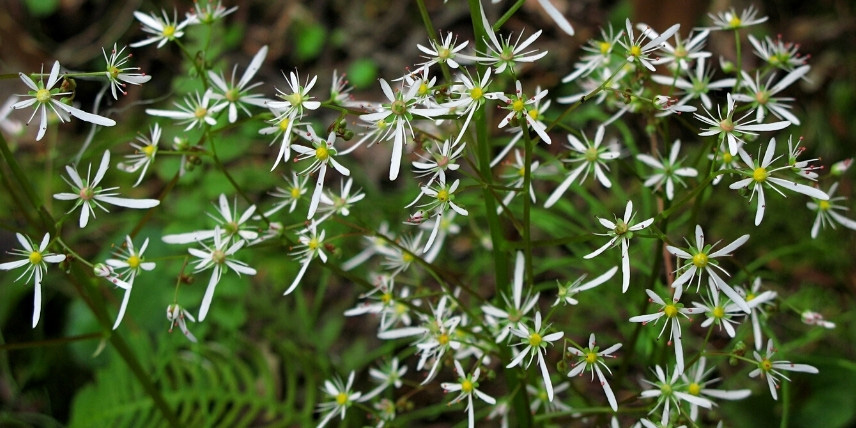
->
53;150;160;228
650;57;735;111
317;371;362;428
544;126;619;207
567;333;622;411
341;222;395;271
166;304;197;342
650;29;711;71
695;93;790;156
411;138;466;190
330;69;360;108
807;181;856;238
640;365;713;421
468;4;547;75
105;236;156;330
185;0;237;24
413;177;468;252
162;193;258;244
0;233;66;328
748;34;808;71
12;61;116;141
562;24;621;84
315;177;365;223
506;312;564;401
749;339;818;400
584;200;654;293
284;221;327;296
728;137;829;226
344;275;414;331
706;6;768;31
102;44;152;99
130;9;193;49
380;232;424;276
265;172;309;216
481;251;540;343
417;31;469;69
736;278;777;351
441;359;496;428
619;19;680;72
636;139;698;200
497;149;540;214
535;0;575;36
732;65;809;125
495;81;552;144
188;226;256;321
361;357;408;401
292;129;351;219
629;289;699;374
527;382;572;414
442;68;502;145
553;267;617;306
801;310;835;329
692;288;745;338
208;45;269;123
359;78;445;180
146;89;225;131
666;224;751;312
117;123;161;187
681;357;751;421
266;72;321;160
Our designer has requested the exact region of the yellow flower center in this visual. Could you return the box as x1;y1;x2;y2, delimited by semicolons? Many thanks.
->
36;89;52;103
674;46;688;59
194;106;208;119
688;382;701;395
629;45;642;58
315;145;330;161
335;392;349;405
212;249;226;264
818;200;831;211
226;88;240;102
127;255;141;269
438;333;449;345
584;146;599;162
461;379;474;394
753;167;769;183
278;117;290;131
664;304;678;318
142;144;156;157
723;152;733;163
599;41;611;55
585;352;598;364
470;87;483;101
728;16;742;28
381;292;392;304
438;47;451;60
512;99;525;113
308;238;320;250
29;251;43;265
517;166;526;177
418;82;429;96
528;109;539;121
395;302;408;315
290;186;301;199
692;252;708;268
162;25;176;38
754;91;769;105
713;306;725;319
528;333;542;347
283;92;304;107
746;293;756;302
436;189;449;202
760;358;773;372
109;66;121;79
402;252;414;264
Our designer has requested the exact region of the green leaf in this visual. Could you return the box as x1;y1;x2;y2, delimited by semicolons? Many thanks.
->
347;59;378;89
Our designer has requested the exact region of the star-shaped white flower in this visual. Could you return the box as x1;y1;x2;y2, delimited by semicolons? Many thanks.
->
0;233;66;328
584;200;654;293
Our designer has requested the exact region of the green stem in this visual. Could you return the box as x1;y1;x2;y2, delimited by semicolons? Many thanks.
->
493;0;526;30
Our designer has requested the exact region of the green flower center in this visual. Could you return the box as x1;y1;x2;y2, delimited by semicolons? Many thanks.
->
438;47;451;60
36;89;52;103
754;91;769;105
283;91;304;107
29;251;43;265
108;66;121;79
660;382;673;396
613;219;629;236
760;358;773;372
194;106;208;119
212;249;226;264
127;255;141;269
753;167;769;182
79;187;95;201
226;88;240;102
584;146;599;162
391;100;407;116
674;46;688;59
692;252;709;268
